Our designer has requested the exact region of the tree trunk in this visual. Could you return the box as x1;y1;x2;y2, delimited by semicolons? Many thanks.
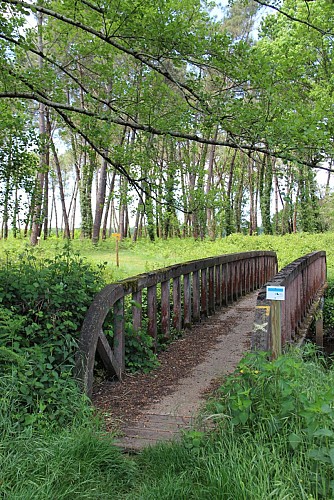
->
48;117;70;238
31;12;46;246
92;156;108;244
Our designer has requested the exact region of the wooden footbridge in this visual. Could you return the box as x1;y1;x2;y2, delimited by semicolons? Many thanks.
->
75;250;327;450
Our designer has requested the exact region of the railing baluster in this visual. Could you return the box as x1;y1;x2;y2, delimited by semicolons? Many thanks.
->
161;280;170;338
222;263;228;306
201;268;208;317
184;273;191;328
173;276;182;331
192;270;200;322
147;285;157;349
114;297;125;376
215;264;222;307
132;290;142;332
209;266;215;315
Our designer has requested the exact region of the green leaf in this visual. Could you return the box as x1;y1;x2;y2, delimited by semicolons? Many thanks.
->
289;432;302;450
313;428;334;438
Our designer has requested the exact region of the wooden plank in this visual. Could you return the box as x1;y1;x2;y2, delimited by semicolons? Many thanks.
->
215;265;222;307
96;330;121;379
221;263;228;306
271;301;282;358
208;266;215;315
161;280;171;338
147;285;157;349
132;290;142;332
201;268;208;317
113;297;125;377
183;273;191;328
173;276;182;331
192;270;200;322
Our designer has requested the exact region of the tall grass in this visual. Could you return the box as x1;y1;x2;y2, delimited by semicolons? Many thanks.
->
0;231;333;280
2;346;334;498
0;377;137;499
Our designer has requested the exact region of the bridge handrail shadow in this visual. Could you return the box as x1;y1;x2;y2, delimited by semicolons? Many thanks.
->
252;251;327;356
75;251;277;397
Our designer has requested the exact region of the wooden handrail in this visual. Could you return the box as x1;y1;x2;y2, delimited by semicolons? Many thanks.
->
75;251;278;397
252;251;327;355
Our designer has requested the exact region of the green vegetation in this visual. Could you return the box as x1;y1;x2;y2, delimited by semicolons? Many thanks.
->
3;344;334;498
0;0;333;244
0;234;333;498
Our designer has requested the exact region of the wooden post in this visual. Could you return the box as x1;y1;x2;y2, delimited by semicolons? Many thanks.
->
184;273;191;328
132;290;142;332
173;276;182;331
147;285;157;349
315;298;324;348
192;270;200;322
113;297;125;378
161;280;170;338
112;233;121;267
271;301;282;358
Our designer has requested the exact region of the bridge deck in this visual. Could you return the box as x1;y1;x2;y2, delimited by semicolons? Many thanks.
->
95;292;258;452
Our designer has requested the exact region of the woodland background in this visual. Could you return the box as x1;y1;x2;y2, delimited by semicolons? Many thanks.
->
0;0;333;244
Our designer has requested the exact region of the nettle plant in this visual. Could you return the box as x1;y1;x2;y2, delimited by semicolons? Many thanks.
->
0;244;104;426
208;346;334;497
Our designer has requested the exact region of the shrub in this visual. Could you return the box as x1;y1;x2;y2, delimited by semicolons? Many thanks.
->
0;243;105;426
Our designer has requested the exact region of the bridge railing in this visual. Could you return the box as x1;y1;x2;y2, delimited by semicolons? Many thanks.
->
75;251;277;397
252;251;327;356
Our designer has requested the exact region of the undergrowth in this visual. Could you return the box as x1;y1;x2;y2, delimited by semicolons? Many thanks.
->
2;345;334;498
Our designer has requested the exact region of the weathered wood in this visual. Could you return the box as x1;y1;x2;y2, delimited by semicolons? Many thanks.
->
161;280;171;338
252;251;327;354
215;265;222;307
76;251;278;397
147;285;157;348
132;290;142;332
201;268;208;317
97;330;121;379
208;266;215;315
173;276;182;331
222;263;228;306
114;297;125;377
271;301;282;358
183;273;191;328
192;270;200;322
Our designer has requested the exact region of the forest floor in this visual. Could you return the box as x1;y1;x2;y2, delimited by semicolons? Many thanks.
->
93;292;257;450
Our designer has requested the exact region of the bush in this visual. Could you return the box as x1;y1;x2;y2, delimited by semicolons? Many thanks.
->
0;243;105;426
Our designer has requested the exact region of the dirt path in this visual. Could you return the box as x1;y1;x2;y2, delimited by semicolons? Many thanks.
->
93;292;257;451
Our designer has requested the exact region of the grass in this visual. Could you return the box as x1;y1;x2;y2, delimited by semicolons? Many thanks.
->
1;231;334;281
2;346;334;499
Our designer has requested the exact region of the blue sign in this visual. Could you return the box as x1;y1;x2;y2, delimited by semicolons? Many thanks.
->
266;286;285;301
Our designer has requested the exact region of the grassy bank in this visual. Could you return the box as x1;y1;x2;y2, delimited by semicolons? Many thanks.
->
2;345;334;499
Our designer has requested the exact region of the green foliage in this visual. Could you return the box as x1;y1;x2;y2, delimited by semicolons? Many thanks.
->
206;345;334;497
0;243;105;426
0;376;137;499
124;324;160;374
324;279;334;332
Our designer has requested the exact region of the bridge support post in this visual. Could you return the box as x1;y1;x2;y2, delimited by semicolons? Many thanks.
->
271;301;282;358
315;298;324;348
